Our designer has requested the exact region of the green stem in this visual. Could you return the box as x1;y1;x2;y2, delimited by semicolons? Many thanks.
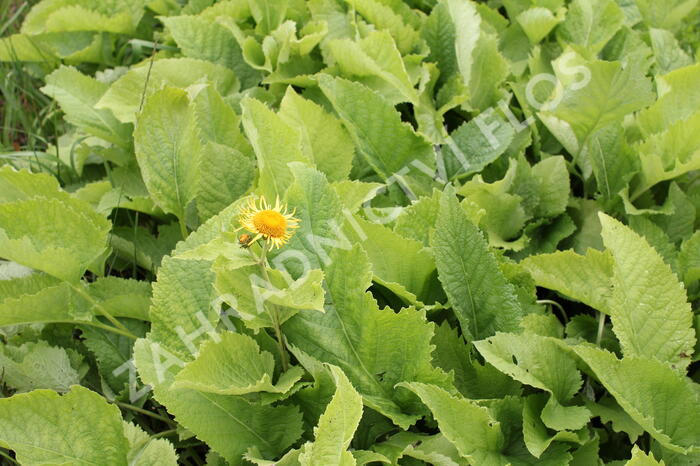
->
152;429;178;439
536;299;568;324
257;241;290;372
88;321;137;340
116;402;174;425
178;217;189;240
71;282;137;338
595;312;606;347
0;449;17;464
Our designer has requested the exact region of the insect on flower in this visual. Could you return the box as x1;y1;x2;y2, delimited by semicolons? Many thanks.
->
237;196;299;248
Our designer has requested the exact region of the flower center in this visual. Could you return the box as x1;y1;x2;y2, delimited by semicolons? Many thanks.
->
252;210;287;238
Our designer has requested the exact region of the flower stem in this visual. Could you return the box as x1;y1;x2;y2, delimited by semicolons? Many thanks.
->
595;312;606;347
71;282;138;339
257;241;290;372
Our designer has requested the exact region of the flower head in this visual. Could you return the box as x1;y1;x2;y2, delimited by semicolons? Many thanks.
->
237;196;299;248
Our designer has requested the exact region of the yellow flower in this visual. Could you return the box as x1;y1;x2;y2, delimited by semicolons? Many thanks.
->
237;196;299;248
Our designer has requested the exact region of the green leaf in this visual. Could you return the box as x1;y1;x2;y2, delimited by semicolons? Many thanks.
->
516;7;563;44
345;215;436;306
431;322;521;399
318;75;434;193
441;116;515;180
133;86;201;223
0;386;128;465
241;97;310;200
679;231;700;285
637;63;700;136
625;446;664;465
278;87;354;182
147;256;218;360
0;340;82;393
599;213;696;368
172;332;303;395
556;0;624;55
521;248;613;314
0;283;88;327
161;15;261;89
284;244;450;429
400;382;507;465
81;319;147;393
41;66;132;148
474;333;590;431
327;30;418;104
0;197;110;283
373;432;466;466
443;0;508;110
540;58;654;154
523;394;588;458
431;187;524;341
634;0;700;30
214;262;325;330
573;345;700;455
649;28;693;75
634;110;700;197
344;0;420;54
299;365;364;466
585;125;639;201
123;422;178;466
135;85;254;224
97;58;239;123
585;396;644;443
134;338;303;465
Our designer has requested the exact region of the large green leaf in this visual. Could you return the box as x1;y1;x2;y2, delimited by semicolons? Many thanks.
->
0;198;111;283
599;213;695;369
474;333;591;431
134;338;303;465
241;97;310;200
299;365;364;465
41;66;132;148
123;422;178;466
521;248;613;314
278;87;354;182
97;58;239;123
133;86;201;224
161;15;261;89
0;386;129;465
0;340;82;393
318;75;435;194
573;345;700;454
556;0;624;55
284;244;450;429
400;382;507;465
146;256;218;361
431;187;524;341
172;332;303;395
540;58;654;155
327;30;418;104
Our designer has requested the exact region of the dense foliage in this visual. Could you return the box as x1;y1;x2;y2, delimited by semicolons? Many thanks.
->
1;0;699;464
